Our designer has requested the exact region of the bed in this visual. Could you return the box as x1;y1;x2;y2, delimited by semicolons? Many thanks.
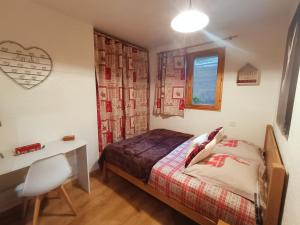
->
100;125;285;225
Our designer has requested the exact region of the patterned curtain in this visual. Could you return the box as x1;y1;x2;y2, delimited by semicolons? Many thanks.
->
153;49;186;117
95;33;149;150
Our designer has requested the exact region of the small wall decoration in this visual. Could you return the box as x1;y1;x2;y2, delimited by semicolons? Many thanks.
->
237;63;260;86
172;86;184;99
0;41;53;89
173;56;185;69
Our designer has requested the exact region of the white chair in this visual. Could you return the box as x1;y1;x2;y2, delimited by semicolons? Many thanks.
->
15;154;77;225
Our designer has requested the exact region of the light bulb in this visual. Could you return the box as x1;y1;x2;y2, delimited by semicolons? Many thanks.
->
171;10;209;33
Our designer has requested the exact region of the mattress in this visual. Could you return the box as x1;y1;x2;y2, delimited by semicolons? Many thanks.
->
148;140;256;225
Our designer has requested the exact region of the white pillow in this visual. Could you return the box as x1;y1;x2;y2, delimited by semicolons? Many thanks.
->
213;139;263;161
214;128;225;143
212;139;265;177
184;153;259;201
192;133;209;145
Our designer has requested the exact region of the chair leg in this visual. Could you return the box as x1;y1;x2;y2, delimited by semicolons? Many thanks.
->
22;197;30;218
58;185;77;216
33;196;41;225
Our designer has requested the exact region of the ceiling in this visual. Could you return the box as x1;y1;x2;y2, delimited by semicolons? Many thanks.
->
33;0;299;48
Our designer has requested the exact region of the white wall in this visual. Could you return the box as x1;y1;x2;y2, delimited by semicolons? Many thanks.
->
0;0;298;223
0;0;98;211
149;18;289;147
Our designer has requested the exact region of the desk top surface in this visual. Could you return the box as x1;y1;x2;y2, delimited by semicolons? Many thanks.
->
0;139;86;176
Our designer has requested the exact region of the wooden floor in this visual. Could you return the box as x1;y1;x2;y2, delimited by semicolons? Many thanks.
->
1;171;197;225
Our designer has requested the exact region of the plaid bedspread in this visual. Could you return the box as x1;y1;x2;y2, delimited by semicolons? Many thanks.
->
148;140;256;225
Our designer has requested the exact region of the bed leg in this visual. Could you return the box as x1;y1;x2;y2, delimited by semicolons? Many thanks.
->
103;162;109;182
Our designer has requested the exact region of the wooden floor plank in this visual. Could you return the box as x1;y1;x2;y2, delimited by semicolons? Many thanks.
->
1;171;197;225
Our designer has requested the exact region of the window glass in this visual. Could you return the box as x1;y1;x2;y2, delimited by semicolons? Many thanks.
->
192;55;219;105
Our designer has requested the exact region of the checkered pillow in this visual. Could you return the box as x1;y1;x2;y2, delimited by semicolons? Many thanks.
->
185;133;208;157
208;127;224;142
185;138;217;168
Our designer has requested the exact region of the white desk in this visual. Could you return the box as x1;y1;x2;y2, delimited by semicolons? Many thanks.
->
0;139;90;193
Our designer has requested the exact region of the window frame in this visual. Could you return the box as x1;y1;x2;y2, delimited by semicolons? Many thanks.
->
185;47;225;111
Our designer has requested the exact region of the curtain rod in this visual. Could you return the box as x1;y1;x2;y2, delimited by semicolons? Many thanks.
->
94;29;148;52
158;35;238;54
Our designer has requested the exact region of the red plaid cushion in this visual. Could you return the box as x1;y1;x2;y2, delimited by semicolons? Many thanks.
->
185;140;211;168
208;127;223;141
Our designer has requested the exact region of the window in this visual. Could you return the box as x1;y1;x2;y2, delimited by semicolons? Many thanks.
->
185;48;225;111
276;5;300;138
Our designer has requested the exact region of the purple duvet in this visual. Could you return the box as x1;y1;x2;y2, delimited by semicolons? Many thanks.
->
99;129;193;182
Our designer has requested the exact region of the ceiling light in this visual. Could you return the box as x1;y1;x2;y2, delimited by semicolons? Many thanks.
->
171;0;209;33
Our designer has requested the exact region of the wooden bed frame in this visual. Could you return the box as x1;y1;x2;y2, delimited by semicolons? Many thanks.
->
103;125;286;225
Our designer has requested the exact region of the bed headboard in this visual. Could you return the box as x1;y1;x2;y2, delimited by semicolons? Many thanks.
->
262;125;286;225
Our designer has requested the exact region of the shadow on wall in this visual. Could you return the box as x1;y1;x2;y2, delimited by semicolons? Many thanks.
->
0;168;27;192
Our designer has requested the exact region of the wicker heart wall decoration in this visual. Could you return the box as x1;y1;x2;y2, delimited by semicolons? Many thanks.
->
0;41;53;89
